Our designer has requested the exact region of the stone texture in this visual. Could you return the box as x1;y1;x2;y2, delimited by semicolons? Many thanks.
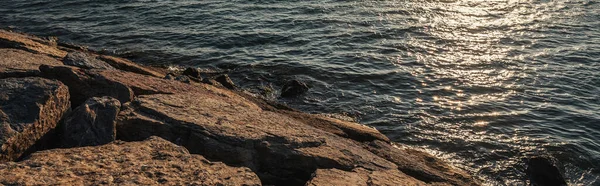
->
0;49;64;78
0;77;70;162
61;97;121;148
39;65;134;107
362;140;477;186
97;55;164;77
0;137;261;185
306;168;427;186
62;51;115;70
0;30;67;58
117;91;399;185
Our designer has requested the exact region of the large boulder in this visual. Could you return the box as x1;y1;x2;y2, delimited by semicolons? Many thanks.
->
117;91;398;185
0;49;64;78
0;137;261;185
61;97;121;148
306;168;426;186
526;156;567;186
39;65;134;107
0;30;67;58
0;77;70;162
62;51;115;70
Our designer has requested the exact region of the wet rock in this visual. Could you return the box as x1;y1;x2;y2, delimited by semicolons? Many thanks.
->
0;77;70;162
526;156;567;186
362;140;478;185
97;55;164;78
0;49;63;78
275;111;389;143
306;168;425;186
39;65;134;107
215;74;236;90
0;30;67;58
182;67;200;78
62;51;115;70
117;91;398;185
281;79;309;98
61;97;121;148
0;137;261;185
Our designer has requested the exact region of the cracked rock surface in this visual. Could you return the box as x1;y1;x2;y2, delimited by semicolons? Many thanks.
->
0;137;261;185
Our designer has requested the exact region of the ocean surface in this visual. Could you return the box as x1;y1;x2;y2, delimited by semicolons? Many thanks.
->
1;0;599;185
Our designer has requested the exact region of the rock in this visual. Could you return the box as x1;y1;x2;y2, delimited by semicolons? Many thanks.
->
97;55;164;78
306;168;425;186
526;156;567;186
281;79;309;98
215;74;236;90
0;137;261;185
362;140;478;185
0;30;67;58
61;97;121;148
39;65;134;107
182;67;200;78
175;75;191;84
0;49;63;78
0;77;70;162
117;91;398;185
62;51;115;70
164;73;176;80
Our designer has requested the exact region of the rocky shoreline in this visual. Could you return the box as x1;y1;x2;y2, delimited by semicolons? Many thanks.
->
0;29;480;185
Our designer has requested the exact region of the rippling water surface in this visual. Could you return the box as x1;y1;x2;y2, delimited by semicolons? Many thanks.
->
2;0;599;185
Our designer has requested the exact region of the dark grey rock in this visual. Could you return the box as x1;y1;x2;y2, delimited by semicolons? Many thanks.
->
281;79;309;98
0;77;70;162
182;67;200;78
63;52;115;70
215;74;236;90
526;156;567;186
61;97;121;148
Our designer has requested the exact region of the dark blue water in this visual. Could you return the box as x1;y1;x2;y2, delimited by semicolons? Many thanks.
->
1;0;599;185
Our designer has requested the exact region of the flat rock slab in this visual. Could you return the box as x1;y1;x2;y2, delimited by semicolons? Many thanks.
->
306;168;426;186
0;77;70;162
0;49;63;78
61;97;121;148
117;91;398;185
0;30;67;58
97;55;164;78
0;136;261;185
62;52;115;70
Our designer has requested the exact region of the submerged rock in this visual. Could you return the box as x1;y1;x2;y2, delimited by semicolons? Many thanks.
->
0;49;63;78
61;97;121;148
62;51;115;70
526;156;568;186
0;77;70;162
281;79;309;98
0;137;261;185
